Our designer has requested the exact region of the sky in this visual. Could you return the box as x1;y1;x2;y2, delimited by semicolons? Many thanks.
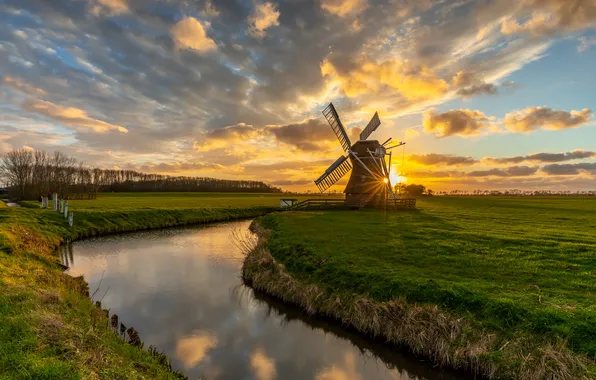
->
1;0;595;192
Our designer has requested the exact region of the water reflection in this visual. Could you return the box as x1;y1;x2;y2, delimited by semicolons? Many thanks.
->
65;220;472;380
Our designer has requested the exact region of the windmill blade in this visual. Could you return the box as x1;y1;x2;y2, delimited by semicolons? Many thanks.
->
360;112;380;140
314;155;352;192
323;103;351;152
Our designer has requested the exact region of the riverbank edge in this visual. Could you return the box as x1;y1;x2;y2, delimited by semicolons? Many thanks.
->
0;205;276;379
241;220;593;380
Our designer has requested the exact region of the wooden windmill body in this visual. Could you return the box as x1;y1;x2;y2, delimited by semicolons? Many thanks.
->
314;103;405;207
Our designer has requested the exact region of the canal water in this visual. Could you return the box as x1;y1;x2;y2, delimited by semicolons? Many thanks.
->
61;220;469;380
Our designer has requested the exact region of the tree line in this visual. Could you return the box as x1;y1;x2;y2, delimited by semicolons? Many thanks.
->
0;148;282;200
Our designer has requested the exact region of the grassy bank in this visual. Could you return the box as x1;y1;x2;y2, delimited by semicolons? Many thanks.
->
244;196;596;379
1;193;278;379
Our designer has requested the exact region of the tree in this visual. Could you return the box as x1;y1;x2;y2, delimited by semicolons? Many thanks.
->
0;148;33;199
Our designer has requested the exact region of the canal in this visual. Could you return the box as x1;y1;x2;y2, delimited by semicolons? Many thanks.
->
61;219;469;380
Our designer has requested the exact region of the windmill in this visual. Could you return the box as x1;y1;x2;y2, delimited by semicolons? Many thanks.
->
314;103;405;207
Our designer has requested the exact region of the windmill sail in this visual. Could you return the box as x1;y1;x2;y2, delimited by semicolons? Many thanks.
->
360;112;380;140
314;155;352;192
323;103;351;152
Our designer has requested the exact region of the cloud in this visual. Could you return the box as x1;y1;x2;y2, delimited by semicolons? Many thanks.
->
504;107;593;132
3;76;46;96
3;0;593;192
541;162;596;175
409;153;478;166
423;109;490;137
484;150;596;164
202;0;220;17
22;99;128;133
194;123;260;151
451;71;498;98
457;83;498;97
320;0;368;17
248;2;280;38
250;348;276;380
265;119;337;151
171;17;217;53
451;71;476;88
468;166;539;177
322;58;448;101
176;332;218;369
404;128;420;139
578;35;596;52
136;161;224;174
501;0;596;36
89;0;129;16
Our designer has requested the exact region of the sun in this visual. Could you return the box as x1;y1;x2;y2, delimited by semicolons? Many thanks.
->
383;178;388;183
389;172;407;184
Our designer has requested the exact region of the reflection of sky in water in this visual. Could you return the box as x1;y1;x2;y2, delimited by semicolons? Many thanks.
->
65;220;469;380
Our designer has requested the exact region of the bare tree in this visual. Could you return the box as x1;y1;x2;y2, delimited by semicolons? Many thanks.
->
0;149;33;199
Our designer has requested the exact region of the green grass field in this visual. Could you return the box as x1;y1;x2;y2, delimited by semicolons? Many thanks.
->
260;196;596;358
20;192;336;210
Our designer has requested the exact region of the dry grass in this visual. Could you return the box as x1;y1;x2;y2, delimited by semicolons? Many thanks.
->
241;222;594;380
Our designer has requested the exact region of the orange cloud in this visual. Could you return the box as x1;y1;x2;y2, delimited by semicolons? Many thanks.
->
89;0;129;16
423;109;490;137
171;17;217;53
250;348;276;380
320;0;368;17
409;153;478;166
175;331;218;369
22;99;128;133
501;0;596;36
3;76;46;96
504;107;593;132
248;2;280;38
322;58;448;101
194;123;260;151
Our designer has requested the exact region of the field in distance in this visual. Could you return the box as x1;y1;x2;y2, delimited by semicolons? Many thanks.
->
260;196;596;357
21;192;341;210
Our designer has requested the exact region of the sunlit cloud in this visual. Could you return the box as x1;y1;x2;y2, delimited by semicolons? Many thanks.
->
171;17;217;54
409;153;478;166
501;0;596;36
3;76;46;96
175;331;218;369
320;0;368;17
194;123;261;152
423;109;491;137
250;348;276;380
322;58;448;101
484;150;596;165
22;99;128;134
248;2;281;38
89;0;129;16
265;119;337;151
504;107;593;133
541;162;596;176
